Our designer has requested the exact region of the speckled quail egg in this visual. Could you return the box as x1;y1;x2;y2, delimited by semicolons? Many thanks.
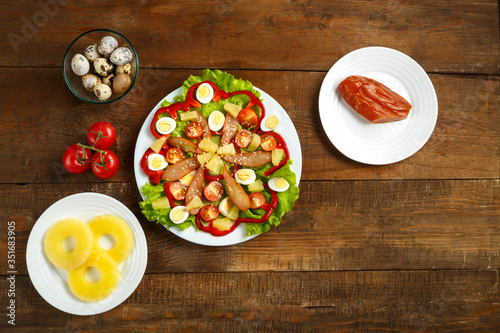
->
93;83;112;101
98;36;118;55
115;63;132;75
218;197;233;217
113;73;131;94
71;54;89;76
110;47;132;66
82;74;101;92
169;206;189;224
147;153;168;171
234;169;256;185
84;44;101;62
208;111;225;131
101;73;115;87
93;58;114;76
196;83;214;104
260;114;280;132
268;177;289;192
156;117;176;135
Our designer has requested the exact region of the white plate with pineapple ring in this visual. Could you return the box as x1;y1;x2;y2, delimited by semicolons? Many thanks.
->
26;193;148;316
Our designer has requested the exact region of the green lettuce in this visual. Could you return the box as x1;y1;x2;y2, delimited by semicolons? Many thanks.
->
139;69;299;236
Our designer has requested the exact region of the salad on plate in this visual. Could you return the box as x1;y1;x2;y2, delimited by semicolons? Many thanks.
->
138;69;299;238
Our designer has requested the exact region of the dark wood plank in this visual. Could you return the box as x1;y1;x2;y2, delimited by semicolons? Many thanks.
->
2;270;499;331
2;179;498;275
0;1;498;73
0;68;498;184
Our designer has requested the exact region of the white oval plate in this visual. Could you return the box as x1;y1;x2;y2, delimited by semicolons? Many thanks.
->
134;87;302;246
318;46;438;165
26;193;148;315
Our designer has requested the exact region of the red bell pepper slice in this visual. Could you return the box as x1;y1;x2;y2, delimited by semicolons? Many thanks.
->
150;102;183;139
236;185;278;224
163;182;178;208
182;81;229;111
256;131;290;177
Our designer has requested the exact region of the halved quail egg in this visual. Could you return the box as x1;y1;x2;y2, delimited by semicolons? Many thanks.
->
147;153;168;171
260;114;280;132
208;111;225;131
234;169;256;185
156;117;176;135
268;177;289;192
169;206;189;224
196;83;214;104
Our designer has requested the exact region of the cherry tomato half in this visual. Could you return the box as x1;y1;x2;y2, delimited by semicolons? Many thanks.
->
260;133;277;151
62;144;92;174
87;122;116;149
90;150;119;179
234;129;253;148
169;181;186;201
249;192;266;209
238;108;258;128
200;204;220;222
166;148;185;164
185;122;204;139
204;181;224;202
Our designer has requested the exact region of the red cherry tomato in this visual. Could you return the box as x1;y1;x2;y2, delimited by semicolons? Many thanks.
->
200;204;220;222
87;122;116;149
234;129;253;148
166;148;185;164
238;108;258;128
249;192;266;209
260;133;277;151
62;144;92;174
90;150;119;179
169;181;187;201
185;122;204;139
204;181;224;202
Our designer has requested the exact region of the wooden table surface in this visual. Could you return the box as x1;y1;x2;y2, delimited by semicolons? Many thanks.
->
1;0;499;331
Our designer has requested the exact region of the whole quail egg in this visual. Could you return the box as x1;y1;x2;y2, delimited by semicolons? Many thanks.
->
93;83;112;101
102;73;115;87
82;74;101;92
93;58;114;76
83;44;101;62
115;63;132;75
71;54;89;76
98;36;118;55
113;73;131;94
110;47;133;66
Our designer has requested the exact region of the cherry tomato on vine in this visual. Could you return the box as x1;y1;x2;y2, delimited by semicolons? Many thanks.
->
90;150;119;179
260;133;278;151
238;108;258;128
166;148;185;164
249;192;266;209
87;122;116;149
200;204;220;222
204;181;224;202
185;122;204;139
62;144;92;174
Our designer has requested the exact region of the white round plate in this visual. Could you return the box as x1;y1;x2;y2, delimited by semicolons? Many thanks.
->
318;46;438;165
134;87;302;246
26;193;148;315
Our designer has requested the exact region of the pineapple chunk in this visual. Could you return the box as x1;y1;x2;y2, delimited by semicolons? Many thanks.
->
272;148;285;166
198;137;219;153
226;205;240;221
151;196;171;210
205;155;222;174
180;111;199;121
197;152;215;165
224;102;242;118
247;134;261;152
248;179;264;192
68;250;119;302
186;195;203;212
150;136;168;153
217;143;236;155
88;215;133;264
43;218;94;270
212;217;233;231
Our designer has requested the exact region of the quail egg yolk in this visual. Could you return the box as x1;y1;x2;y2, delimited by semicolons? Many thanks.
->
274;178;288;189
265;116;279;130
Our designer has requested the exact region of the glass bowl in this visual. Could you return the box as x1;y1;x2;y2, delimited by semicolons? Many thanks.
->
63;29;139;104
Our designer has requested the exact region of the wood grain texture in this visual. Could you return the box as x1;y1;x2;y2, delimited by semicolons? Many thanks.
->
0;68;498;184
2;179;498;275
0;1;498;73
1;271;499;332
